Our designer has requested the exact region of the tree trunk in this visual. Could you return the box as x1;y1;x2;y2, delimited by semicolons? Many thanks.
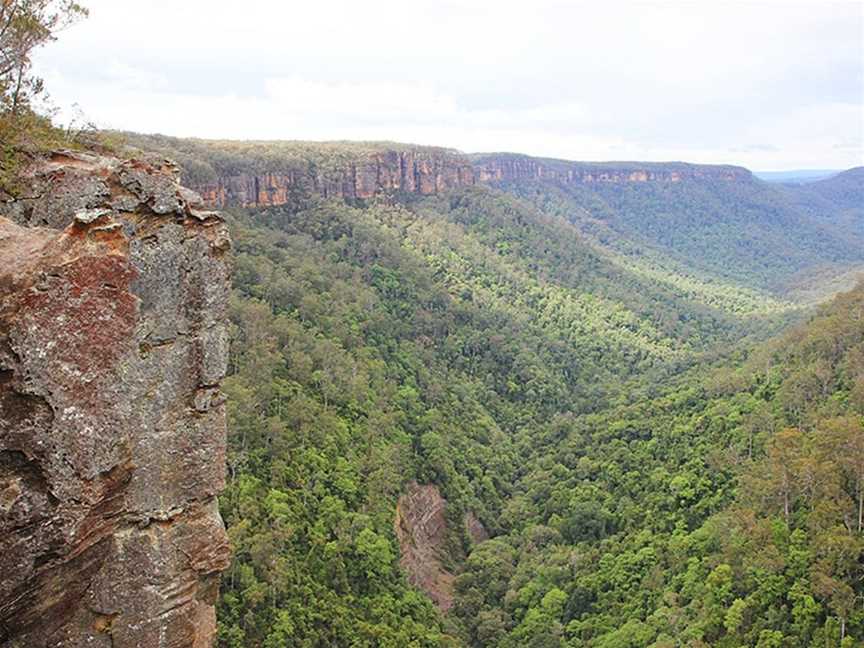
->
10;62;24;115
857;479;862;533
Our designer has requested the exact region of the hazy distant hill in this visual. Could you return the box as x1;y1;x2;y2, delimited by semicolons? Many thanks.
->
474;155;863;298
754;169;840;183
794;166;864;209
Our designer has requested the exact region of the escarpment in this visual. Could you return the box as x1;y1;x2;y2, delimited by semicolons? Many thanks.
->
0;151;231;647
471;154;752;185
165;141;751;210
194;148;476;208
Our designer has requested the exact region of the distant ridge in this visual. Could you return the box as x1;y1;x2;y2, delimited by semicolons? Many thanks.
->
120;133;753;209
122;132;863;300
754;169;841;183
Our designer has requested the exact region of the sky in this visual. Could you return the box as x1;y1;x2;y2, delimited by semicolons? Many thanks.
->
32;0;864;171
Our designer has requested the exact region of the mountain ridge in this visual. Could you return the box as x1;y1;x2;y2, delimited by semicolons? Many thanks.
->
122;133;863;304
120;134;760;208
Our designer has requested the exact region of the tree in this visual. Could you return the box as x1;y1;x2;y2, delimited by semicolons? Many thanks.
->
820;417;864;533
723;598;747;635
763;427;806;527
742;401;775;460
0;1;88;113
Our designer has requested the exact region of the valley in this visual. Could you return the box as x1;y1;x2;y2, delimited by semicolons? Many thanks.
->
118;135;863;647
0;3;861;647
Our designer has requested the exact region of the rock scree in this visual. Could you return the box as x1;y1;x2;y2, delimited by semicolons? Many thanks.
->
0;151;231;647
394;482;456;612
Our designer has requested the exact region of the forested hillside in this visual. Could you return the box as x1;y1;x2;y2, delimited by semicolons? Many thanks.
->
487;163;864;298
449;281;864;647
120;135;862;647
124;134;864;302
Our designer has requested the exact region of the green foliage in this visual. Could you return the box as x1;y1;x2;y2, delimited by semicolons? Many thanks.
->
446;282;864;647
497;174;864;299
0;2;96;195
207;142;863;646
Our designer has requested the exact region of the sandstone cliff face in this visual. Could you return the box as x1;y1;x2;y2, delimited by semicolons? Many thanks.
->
0;151;231;647
185;147;750;210
194;149;476;208
472;155;752;185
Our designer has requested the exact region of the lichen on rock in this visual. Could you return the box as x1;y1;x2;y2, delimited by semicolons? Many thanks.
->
0;150;231;648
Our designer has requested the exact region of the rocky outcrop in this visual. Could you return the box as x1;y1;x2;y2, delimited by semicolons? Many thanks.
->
394;482;455;612
0;151;231;647
194;149;476;208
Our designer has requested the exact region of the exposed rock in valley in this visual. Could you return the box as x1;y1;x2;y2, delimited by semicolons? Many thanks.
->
0;151;231;647
394;482;491;611
394;482;456;612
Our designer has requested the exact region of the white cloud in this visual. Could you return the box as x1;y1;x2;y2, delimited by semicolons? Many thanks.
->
31;0;864;170
263;78;459;119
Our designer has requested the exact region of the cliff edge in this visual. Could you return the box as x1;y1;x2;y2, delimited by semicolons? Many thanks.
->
0;151;231;647
117;134;752;211
192;150;750;209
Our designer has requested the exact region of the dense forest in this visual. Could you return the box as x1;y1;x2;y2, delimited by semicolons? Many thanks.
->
188;145;864;648
487;166;863;299
0;4;861;647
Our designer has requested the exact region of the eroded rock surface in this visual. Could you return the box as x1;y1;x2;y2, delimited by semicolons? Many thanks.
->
0;151;231;647
394;482;455;612
195;149;476;208
188;148;750;210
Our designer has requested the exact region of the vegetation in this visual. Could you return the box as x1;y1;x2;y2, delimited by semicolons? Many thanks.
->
2;5;860;645
496;175;864;297
0;0;88;111
211;166;863;646
0;0;90;195
450;283;864;647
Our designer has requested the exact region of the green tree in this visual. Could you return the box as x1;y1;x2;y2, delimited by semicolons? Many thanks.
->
0;1;88;112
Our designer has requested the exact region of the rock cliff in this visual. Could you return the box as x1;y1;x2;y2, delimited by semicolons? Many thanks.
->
394;482;489;612
471;154;752;185
0;151;231;647
178;146;750;210
194;149;476;208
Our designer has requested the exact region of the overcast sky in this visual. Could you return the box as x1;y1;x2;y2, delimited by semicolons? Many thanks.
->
32;0;863;171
